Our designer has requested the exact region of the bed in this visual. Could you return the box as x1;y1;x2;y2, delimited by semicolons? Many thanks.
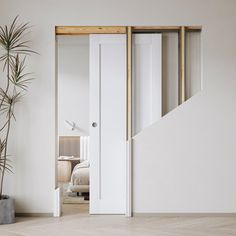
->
58;135;90;195
70;160;90;193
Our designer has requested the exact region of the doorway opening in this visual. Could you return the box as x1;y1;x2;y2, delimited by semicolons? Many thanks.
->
57;35;90;215
55;30;128;216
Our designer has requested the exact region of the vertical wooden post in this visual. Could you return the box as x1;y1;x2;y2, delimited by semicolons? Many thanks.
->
179;26;186;104
127;26;132;139
126;26;132;217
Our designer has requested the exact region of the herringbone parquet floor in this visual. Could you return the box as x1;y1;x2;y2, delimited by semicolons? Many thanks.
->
0;205;235;236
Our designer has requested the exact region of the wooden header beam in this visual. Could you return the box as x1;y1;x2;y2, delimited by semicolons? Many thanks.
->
56;26;126;35
55;26;201;35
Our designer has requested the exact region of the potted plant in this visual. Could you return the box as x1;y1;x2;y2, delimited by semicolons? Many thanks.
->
0;16;36;224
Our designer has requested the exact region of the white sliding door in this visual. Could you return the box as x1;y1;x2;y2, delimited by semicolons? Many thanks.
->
133;34;162;135
90;35;126;214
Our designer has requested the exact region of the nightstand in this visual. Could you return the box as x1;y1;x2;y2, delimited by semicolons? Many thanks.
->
57;157;80;182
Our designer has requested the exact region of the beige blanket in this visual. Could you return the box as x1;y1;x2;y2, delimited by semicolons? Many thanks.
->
71;161;90;185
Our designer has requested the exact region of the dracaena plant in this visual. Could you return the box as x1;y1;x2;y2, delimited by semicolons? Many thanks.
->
0;16;36;200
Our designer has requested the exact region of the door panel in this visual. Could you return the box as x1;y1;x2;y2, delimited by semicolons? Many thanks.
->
90;35;126;214
133;34;162;135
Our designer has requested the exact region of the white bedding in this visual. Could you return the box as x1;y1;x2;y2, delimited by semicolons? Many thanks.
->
71;161;90;186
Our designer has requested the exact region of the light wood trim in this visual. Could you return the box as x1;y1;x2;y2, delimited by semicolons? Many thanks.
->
179;26;186;104
56;26;126;35
127;26;132;140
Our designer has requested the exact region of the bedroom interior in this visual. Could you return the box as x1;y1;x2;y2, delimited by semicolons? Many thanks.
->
55;26;201;216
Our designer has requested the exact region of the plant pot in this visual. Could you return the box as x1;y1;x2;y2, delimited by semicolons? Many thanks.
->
0;195;15;224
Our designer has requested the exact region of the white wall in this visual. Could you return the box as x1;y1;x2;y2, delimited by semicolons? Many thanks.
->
1;0;236;214
58;36;89;136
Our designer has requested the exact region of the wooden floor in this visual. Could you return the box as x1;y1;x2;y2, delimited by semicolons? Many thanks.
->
1;204;236;235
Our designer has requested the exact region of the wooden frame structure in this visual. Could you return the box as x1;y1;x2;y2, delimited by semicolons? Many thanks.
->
55;25;202;216
56;26;201;35
55;24;201;118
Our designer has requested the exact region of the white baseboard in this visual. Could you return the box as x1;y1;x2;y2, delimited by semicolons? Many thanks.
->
133;212;236;217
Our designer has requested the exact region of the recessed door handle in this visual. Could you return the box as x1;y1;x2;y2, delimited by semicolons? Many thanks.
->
92;122;97;127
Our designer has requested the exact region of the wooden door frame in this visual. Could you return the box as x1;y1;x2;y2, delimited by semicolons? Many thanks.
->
55;25;202;217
